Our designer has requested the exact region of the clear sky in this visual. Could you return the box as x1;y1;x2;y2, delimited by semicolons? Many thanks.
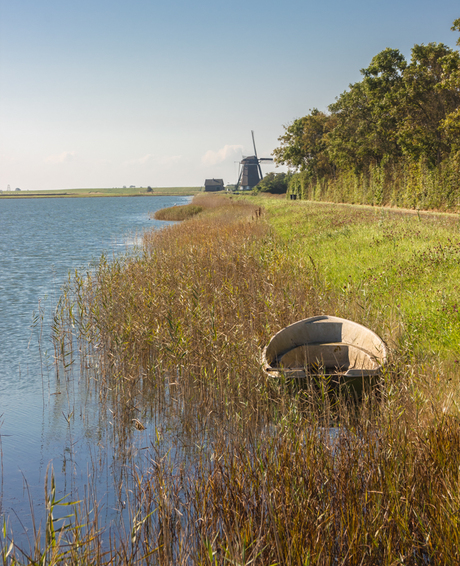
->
0;0;459;190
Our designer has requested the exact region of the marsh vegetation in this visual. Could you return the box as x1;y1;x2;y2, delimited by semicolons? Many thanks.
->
152;204;203;221
3;195;460;565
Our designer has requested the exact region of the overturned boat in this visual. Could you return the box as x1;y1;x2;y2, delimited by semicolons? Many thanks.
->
263;315;387;388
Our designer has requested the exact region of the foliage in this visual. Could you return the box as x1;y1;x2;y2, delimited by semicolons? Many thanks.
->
253;171;292;194
328;48;406;170
452;17;460;45
276;19;460;209
273;109;337;179
287;153;460;210
398;43;460;165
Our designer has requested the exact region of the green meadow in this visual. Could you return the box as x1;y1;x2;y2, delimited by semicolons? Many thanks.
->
256;197;460;363
4;194;460;565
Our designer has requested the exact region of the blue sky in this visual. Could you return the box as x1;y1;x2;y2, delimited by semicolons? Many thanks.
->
0;0;459;190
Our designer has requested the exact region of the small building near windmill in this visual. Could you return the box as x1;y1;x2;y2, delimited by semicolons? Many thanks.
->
204;179;224;192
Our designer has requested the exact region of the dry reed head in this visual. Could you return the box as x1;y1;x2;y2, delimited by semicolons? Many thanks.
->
80;200;323;409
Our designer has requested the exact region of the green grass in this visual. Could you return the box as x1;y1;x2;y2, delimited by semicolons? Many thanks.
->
0;186;202;198
254;197;460;362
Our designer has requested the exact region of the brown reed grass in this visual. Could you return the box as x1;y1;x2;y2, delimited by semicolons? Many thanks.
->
153;204;203;221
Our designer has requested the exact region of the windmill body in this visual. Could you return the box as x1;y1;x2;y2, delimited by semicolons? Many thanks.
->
236;131;273;190
239;156;262;190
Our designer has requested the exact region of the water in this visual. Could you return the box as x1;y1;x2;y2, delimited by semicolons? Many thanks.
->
0;195;191;535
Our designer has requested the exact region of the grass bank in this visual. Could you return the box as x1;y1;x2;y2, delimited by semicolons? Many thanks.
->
254;196;460;363
4;195;460;564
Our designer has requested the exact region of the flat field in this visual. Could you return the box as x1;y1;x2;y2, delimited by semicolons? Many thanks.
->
0;186;202;198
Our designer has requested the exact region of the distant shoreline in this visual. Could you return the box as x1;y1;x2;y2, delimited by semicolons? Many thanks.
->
0;187;202;199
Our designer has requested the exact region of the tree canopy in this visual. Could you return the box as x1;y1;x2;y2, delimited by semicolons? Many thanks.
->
255;172;291;194
274;21;460;181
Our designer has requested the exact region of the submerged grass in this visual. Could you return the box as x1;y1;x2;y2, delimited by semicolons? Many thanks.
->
4;195;460;564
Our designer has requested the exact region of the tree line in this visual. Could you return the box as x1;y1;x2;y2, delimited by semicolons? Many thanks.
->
273;19;460;210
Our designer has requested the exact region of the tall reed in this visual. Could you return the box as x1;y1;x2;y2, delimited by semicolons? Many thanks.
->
289;153;460;211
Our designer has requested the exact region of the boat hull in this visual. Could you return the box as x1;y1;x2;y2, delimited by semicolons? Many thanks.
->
263;315;387;387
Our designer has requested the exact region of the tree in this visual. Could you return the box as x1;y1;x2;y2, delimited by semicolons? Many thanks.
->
438;22;460;151
273;18;460;185
328;48;406;170
273;109;336;179
396;43;460;165
254;172;291;194
452;18;460;45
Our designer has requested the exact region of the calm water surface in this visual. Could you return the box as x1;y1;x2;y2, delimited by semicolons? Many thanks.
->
0;195;190;535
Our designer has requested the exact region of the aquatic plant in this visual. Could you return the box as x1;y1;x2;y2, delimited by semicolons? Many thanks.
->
152;204;203;221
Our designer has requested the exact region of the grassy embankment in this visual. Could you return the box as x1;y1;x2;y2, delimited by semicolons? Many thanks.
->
4;194;460;565
0;186;202;198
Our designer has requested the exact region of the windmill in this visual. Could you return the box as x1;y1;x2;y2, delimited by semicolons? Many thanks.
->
235;131;273;190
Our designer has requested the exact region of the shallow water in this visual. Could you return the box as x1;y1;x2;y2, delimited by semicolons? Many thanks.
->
0;195;191;536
